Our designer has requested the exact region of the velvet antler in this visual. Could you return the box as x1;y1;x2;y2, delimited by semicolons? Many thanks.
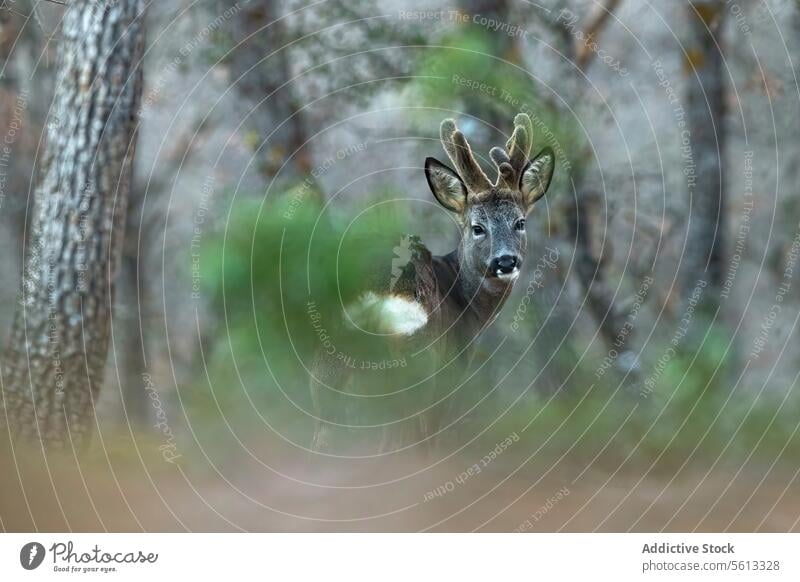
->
491;113;534;189
439;119;493;194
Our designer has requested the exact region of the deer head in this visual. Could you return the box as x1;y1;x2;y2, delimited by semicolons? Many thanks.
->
425;113;555;291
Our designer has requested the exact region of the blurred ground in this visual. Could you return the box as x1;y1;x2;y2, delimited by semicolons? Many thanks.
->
2;431;797;532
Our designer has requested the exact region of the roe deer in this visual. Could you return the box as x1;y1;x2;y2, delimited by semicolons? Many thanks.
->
309;113;555;452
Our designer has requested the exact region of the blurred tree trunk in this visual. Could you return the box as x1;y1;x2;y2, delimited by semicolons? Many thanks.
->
1;0;146;446
457;0;517;130
0;7;29;332
0;2;46;308
682;1;726;306
116;249;152;426
552;1;640;378
225;0;313;180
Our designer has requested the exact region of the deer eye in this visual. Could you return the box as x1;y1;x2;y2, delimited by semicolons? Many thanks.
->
514;218;526;231
471;224;486;237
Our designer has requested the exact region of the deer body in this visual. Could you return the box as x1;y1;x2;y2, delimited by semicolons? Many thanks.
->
309;114;555;452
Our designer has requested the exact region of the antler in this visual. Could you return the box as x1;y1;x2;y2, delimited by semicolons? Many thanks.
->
439;114;536;192
490;113;534;189
439;119;493;193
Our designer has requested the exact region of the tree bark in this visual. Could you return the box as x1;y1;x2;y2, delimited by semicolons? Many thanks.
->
682;1;725;305
115;250;152;427
1;0;146;446
225;0;313;179
553;1;638;377
457;0;518;130
0;1;47;304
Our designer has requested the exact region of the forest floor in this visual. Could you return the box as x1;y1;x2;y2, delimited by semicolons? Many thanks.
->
2;429;798;532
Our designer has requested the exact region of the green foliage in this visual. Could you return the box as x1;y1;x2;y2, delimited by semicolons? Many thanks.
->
415;30;521;108
189;187;412;426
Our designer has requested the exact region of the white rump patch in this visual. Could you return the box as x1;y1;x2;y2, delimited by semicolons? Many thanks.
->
348;292;428;336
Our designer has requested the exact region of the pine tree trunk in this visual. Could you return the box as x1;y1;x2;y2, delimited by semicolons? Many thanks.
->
1;0;146;447
555;2;637;378
683;1;726;305
225;0;312;178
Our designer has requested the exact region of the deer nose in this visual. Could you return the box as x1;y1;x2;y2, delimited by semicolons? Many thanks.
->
491;255;519;275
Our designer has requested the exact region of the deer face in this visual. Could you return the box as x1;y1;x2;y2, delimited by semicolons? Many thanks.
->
425;114;555;289
464;193;528;283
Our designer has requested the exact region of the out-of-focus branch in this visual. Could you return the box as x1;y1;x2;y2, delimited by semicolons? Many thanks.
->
575;0;622;69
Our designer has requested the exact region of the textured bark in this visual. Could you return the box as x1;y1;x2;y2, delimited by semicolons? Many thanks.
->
682;1;726;303
1;0;146;446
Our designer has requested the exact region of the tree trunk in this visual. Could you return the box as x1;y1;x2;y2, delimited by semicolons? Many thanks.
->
115;251;153;427
0;1;47;321
682;1;725;305
225;0;313;179
457;0;518;131
1;0;146;447
552;1;638;379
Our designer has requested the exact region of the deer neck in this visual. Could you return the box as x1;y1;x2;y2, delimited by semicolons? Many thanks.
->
441;247;515;331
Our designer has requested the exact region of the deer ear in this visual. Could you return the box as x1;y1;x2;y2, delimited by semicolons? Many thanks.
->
425;157;467;213
520;147;555;210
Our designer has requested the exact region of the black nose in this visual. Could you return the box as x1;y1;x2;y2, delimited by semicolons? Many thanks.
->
491;255;519;274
